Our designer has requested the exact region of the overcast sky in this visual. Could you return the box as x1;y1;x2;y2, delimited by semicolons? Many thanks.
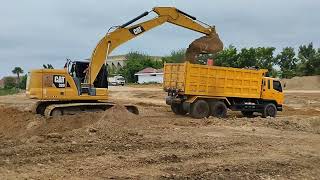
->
0;0;319;77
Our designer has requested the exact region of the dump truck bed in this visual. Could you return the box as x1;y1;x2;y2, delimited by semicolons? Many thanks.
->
163;62;267;99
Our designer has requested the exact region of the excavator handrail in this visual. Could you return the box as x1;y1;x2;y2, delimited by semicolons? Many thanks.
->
88;7;218;85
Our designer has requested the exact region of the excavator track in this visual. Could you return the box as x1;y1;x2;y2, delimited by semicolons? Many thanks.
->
34;101;139;117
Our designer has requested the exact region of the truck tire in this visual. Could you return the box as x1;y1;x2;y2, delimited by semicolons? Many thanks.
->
191;100;210;119
171;104;187;115
241;111;254;117
261;103;277;118
210;101;227;118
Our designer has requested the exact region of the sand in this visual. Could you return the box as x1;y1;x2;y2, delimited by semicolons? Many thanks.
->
0;85;320;179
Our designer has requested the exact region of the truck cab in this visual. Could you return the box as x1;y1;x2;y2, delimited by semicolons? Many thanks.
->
261;77;284;108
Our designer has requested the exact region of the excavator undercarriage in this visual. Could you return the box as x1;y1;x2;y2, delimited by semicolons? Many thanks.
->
33;101;139;117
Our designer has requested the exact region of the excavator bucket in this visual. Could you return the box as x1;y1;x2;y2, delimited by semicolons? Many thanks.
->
185;31;223;63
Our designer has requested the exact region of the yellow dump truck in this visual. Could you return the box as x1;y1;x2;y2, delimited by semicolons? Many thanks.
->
163;62;284;118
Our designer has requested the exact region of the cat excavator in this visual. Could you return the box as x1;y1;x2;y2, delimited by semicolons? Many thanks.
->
26;7;223;116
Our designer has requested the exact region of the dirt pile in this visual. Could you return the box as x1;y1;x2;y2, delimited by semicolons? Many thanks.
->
0;104;141;140
282;75;320;90
185;31;223;63
93;104;139;131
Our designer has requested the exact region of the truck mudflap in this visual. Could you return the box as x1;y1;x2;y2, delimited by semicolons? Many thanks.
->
277;105;283;111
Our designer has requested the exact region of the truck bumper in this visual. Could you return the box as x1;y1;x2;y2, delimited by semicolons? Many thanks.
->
166;96;182;105
277;105;283;111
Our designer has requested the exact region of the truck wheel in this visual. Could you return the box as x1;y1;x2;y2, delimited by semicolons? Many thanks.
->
191;100;210;119
171;104;187;115
241;111;254;117
262;103;277;118
210;101;227;118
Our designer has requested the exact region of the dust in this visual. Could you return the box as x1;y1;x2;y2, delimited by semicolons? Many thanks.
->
185;32;223;63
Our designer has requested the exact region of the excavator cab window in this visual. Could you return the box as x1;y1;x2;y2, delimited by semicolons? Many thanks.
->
70;61;89;83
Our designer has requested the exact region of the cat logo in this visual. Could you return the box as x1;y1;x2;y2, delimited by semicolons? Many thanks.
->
53;75;66;88
129;25;145;36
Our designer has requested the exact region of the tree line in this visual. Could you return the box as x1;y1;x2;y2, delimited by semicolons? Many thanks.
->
2;43;319;87
2;67;27;90
117;42;319;82
211;43;319;78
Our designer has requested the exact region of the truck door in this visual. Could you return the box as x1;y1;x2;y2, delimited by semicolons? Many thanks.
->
261;78;284;105
271;80;284;105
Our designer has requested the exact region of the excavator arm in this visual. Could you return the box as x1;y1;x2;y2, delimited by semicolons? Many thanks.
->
89;7;220;85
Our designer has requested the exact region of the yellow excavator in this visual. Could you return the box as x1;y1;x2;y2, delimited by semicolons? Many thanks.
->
26;7;223;116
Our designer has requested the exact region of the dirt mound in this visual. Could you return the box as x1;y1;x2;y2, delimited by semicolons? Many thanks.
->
0;104;141;140
0;106;42;138
282;76;320;90
93;104;138;130
185;32;223;63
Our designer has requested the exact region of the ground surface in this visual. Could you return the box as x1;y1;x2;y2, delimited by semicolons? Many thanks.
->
0;86;320;179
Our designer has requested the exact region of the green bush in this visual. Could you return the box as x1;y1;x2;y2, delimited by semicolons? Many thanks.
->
118;52;163;83
0;88;19;96
3;77;17;89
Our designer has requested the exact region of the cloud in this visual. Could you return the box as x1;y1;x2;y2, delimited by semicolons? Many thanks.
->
0;0;319;77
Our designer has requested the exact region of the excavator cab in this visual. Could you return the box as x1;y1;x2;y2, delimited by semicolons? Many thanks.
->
68;61;109;94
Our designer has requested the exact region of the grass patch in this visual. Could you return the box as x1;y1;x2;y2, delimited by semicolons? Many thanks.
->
0;88;20;96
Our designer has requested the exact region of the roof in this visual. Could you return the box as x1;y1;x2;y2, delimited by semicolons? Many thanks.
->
135;67;163;75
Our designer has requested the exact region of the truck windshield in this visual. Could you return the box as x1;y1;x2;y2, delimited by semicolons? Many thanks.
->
273;80;282;92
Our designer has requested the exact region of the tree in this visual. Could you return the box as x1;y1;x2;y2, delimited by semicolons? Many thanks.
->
215;45;239;67
118;52;163;83
12;67;24;82
43;64;54;69
296;43;320;76
19;74;28;89
255;47;276;72
214;46;277;71
162;49;186;63
3;77;17;89
276;47;297;78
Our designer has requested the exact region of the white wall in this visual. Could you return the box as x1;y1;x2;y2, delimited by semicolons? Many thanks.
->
137;74;163;84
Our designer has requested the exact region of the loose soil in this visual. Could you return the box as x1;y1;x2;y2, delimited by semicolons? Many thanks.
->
0;85;319;179
185;32;223;63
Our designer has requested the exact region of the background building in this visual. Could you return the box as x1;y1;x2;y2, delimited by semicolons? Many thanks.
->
135;67;163;84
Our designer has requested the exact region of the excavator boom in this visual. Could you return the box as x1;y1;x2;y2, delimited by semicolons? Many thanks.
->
89;7;222;85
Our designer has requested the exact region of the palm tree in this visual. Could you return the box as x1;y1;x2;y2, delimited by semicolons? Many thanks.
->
12;67;24;82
